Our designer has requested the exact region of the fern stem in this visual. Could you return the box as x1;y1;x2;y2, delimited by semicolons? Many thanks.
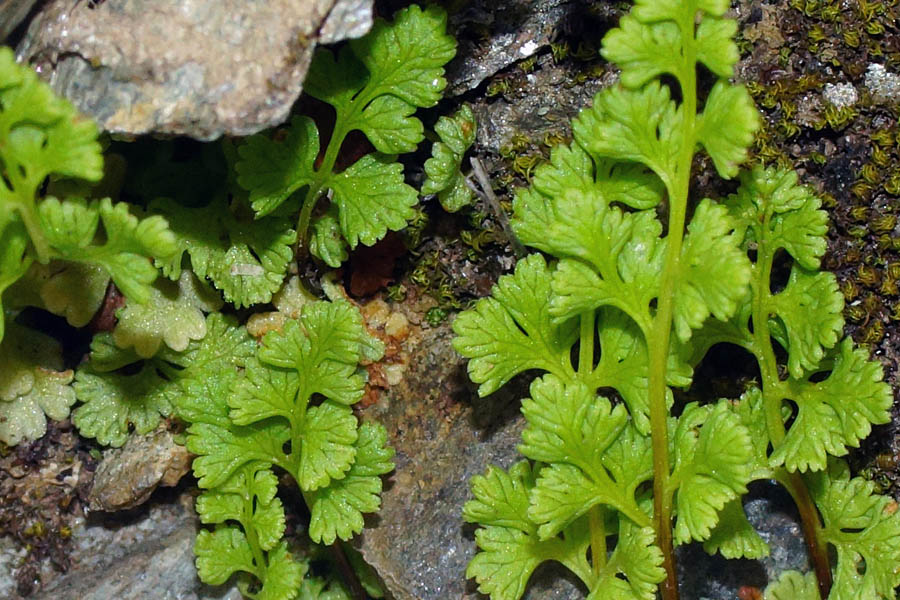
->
647;196;682;600
328;540;368;600
751;249;787;442
16;203;51;264
296;183;322;256
780;470;833;596
578;310;595;376
581;307;603;579
646;8;705;599
299;490;367;600
589;505;607;576
241;470;269;583
752;245;832;598
296;117;351;254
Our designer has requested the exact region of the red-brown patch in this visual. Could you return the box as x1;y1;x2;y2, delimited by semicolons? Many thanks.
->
349;233;407;297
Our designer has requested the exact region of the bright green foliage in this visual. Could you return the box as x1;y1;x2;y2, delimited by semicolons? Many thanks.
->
34;197;175;302
770;266;843;378
773;339;891;473
520;375;652;533
463;461;590;600
719;165;892;471
765;571;820;600
236;5;456;265
670;403;752;544
132;140;299;310
307;421;395;544
110;270;223;358
587;519;666;600
703;392;771;560
73;361;175;448
151;196;296;308
0;321;75;445
176;300;394;598
195;463;305;600
452;254;577;396
0;46;178;445
463;461;661;600
422;105;477;212
806;460;900;600
455;2;756;588
0;47;176;343
236;115;319;218
73;312;254;447
454;2;896;599
299;580;356;600
10;261;109;328
571;81;684;189
309;207;349;267
673;199;752;342
702;498;769;560
297;576;353;600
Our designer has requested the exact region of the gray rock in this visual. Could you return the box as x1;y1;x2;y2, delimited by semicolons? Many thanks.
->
445;0;594;95
33;494;240;600
357;321;584;600
469;52;609;154
88;428;192;512
15;0;373;140
319;0;372;43
0;0;40;42
676;484;812;599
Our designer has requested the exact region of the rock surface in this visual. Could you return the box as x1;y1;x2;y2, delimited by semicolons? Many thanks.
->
445;0;594;95
87;428;192;512
0;0;40;42
357;319;585;599
15;0;373;140
32;492;240;600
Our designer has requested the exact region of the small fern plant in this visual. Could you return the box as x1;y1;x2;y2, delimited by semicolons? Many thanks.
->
171;302;394;600
452;2;900;600
235;4;456;265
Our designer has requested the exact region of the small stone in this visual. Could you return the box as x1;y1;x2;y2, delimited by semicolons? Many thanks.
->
15;0;375;140
362;298;391;329
384;312;409;340
88;429;192;512
272;275;315;319
382;362;406;386
795;93;823;128
246;311;287;339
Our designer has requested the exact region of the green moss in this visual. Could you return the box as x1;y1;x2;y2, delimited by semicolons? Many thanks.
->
425;306;448;326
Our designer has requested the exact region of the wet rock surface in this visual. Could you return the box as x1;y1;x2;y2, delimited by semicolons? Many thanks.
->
15;0;373;140
676;484;810;599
